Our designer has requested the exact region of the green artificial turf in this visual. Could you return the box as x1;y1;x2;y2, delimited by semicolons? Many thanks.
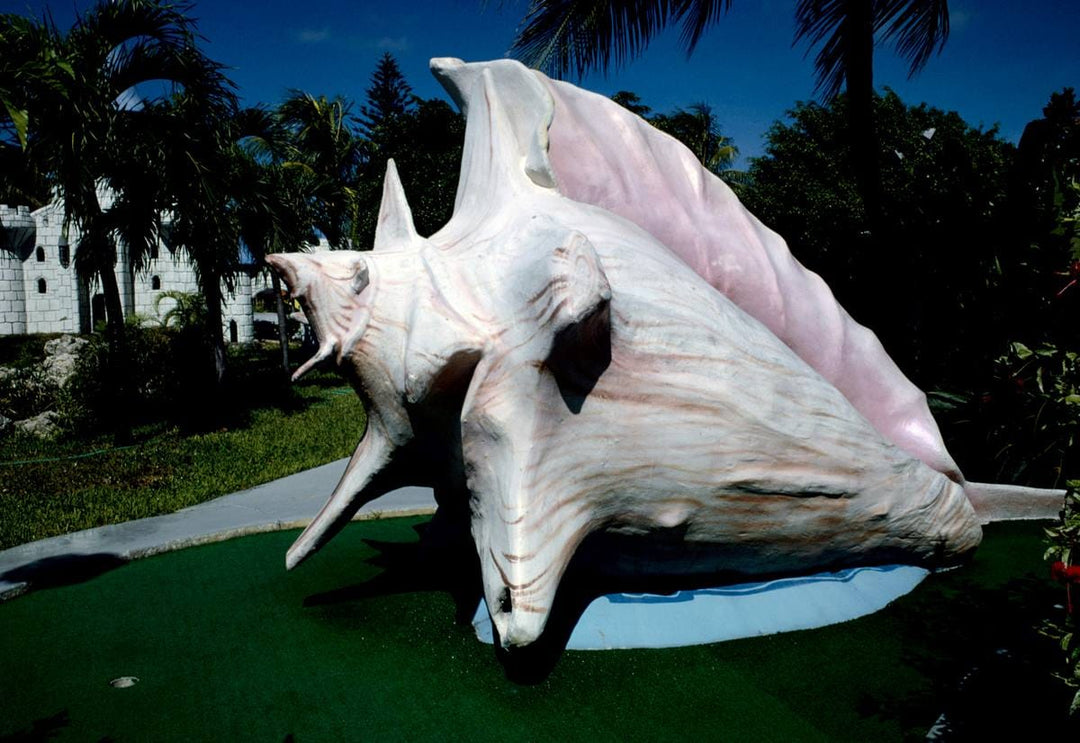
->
2;520;1076;741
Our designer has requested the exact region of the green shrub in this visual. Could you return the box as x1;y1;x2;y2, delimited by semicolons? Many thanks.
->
1043;485;1080;716
934;341;1080;487
62;321;185;434
0;364;58;422
989;342;1079;486
0;334;60;368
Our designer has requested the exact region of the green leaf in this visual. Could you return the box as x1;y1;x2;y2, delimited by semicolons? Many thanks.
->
2;99;29;149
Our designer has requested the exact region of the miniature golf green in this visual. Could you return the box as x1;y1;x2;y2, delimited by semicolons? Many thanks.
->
2;518;1076;741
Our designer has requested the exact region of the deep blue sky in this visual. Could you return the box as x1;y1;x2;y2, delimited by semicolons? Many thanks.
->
5;0;1079;165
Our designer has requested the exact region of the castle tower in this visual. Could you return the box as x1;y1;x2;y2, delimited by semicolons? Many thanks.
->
0;204;34;335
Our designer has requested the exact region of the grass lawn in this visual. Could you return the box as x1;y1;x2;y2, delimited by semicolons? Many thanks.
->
0;341;365;551
1;519;1076;741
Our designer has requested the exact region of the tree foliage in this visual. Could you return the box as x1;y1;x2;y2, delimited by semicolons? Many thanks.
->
276;91;364;248
359;52;415;143
0;0;236;441
1000;87;1080;349
794;0;950;100
512;0;733;80
0;13;58;206
650;102;738;175
740;90;1014;387
610;90;739;176
355;58;464;244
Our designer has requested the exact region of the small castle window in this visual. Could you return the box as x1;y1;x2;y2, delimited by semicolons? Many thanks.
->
35;246;45;262
58;242;70;267
229;320;238;343
151;275;161;290
37;278;47;294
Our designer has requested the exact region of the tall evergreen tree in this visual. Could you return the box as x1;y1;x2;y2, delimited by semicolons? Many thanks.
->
354;55;463;245
359;52;414;144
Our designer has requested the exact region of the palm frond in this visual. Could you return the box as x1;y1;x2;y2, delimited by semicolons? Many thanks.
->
511;1;733;78
512;0;678;79
675;0;732;56
877;0;949;78
796;0;949;98
794;0;856;100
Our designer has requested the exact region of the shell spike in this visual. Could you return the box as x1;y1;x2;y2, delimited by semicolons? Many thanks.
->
286;423;396;570
291;340;336;382
374;159;420;252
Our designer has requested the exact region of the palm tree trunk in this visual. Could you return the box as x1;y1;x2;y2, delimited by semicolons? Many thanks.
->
98;257;133;444
202;272;228;396
271;271;290;377
844;0;881;234
842;0;917;371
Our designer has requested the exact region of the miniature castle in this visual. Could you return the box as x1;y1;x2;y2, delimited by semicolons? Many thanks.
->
0;201;255;341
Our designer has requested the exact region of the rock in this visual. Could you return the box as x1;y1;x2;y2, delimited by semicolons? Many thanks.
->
43;335;88;358
42;335;88;388
14;411;60;439
0;413;10;435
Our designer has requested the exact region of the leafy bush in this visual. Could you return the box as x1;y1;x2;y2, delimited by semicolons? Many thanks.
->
0;364;58;421
989;342;1079;486
62;321;182;433
0;334;60;368
1043;486;1080;716
934;341;1079;487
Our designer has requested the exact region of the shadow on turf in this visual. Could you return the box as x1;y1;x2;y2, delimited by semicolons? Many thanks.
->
301;522;773;685
879;572;1080;738
0;710;69;742
1;553;128;595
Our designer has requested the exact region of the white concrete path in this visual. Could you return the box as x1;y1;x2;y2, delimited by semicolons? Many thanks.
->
0;458;436;599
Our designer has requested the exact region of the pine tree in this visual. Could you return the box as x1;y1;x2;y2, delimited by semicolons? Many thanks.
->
360;52;414;142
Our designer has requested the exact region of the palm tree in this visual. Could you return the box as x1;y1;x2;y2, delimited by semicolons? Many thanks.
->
0;14;58;207
11;0;234;441
230;103;320;376
263;92;365;375
155;84;242;394
511;0;732;80
650;102;738;175
509;0;950;226
276;91;364;248
794;0;950;233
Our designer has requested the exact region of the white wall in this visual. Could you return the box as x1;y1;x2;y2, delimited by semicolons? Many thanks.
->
1;200;256;342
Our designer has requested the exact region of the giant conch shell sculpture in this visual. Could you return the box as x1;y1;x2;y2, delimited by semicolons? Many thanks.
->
268;58;1060;649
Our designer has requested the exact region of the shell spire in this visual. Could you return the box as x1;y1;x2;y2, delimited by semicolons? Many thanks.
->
374;159;421;252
